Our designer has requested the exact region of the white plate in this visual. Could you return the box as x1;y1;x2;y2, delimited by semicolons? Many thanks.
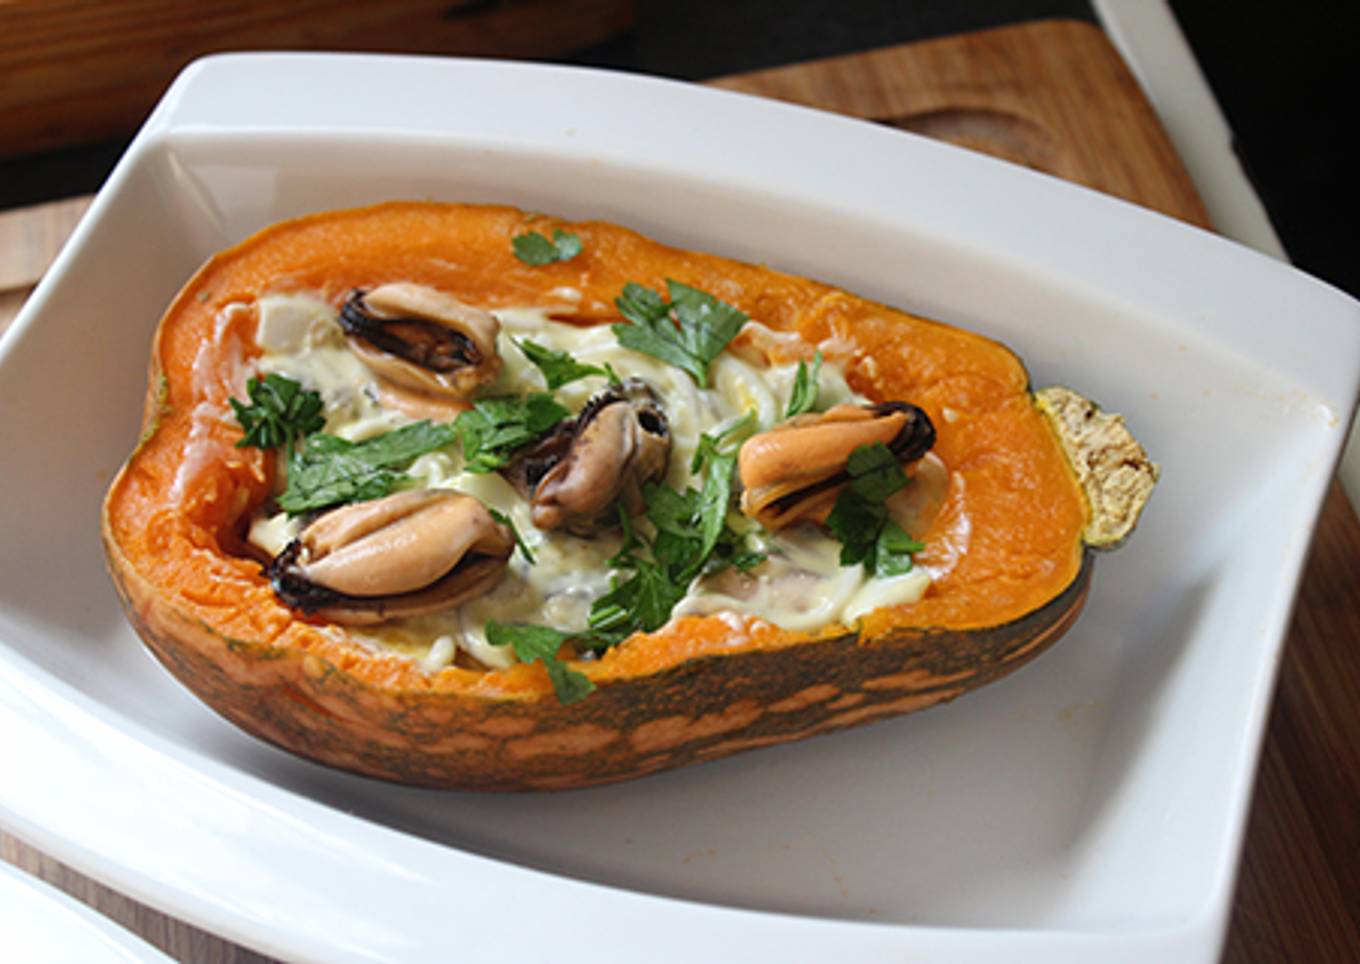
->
0;860;175;963
2;54;1358;964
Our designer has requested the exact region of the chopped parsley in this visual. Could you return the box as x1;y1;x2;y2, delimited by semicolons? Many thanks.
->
485;622;595;704
588;451;763;637
230;373;324;451
512;229;583;266
612;280;747;388
690;411;757;475
693;452;737;564
825;442;925;577
488;509;536;565
455;393;570;473
278;420;459;515
784;351;822;417
871;522;924;578
587;555;683;637
515;338;613;390
498;425;762;654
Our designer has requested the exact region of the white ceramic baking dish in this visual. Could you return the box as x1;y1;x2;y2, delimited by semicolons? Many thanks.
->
2;53;1358;963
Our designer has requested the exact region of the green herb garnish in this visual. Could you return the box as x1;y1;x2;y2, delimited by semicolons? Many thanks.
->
278;420;459;515
846;442;909;502
690;411;757;475
515;339;610;390
588;451;763;636
694;451;738;564
485;622;595;704
872;521;924;578
230;373;324;450
455;393;570;473
588;555;684;636
784;351;822;418
612;280;747;388
490;417;764;701
825;442;924;576
489;508;536;565
512;229;583;266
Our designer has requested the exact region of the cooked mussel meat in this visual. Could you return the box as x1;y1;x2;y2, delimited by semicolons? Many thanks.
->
738;402;935;529
505;378;671;534
266;489;513;625
339;283;501;401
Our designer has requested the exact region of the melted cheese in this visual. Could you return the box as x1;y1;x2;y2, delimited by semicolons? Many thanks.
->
245;294;933;668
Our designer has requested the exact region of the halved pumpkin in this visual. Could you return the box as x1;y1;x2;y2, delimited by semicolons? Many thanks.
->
101;202;1155;790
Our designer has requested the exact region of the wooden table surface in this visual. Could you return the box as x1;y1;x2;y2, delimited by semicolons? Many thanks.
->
2;20;1358;963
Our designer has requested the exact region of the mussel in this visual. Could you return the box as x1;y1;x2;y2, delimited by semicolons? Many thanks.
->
738;402;935;529
505;378;671;534
339;283;501;404
266;489;513;625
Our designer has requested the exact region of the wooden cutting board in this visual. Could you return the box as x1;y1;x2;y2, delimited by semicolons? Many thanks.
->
2;19;1356;963
0;0;634;158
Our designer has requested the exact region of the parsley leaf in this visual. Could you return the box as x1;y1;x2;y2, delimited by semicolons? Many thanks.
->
846;442;910;502
278;421;459;515
826;486;887;567
485;622;595;704
230;373;325;451
825;442;923;576
512;229;583;266
643;487;705;580
488;509;536;565
515;339;609;390
615;281;669;324
695;451;737;563
587;449;763;636
612;280;747;388
784;351;823;418
690;411;757;475
589;555;688;635
873;521;925;578
455;393;570;473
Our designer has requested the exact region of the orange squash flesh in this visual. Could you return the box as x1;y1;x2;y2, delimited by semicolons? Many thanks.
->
103;201;1097;790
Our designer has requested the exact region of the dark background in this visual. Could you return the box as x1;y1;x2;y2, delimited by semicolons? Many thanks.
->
2;0;1354;298
1171;1;1356;300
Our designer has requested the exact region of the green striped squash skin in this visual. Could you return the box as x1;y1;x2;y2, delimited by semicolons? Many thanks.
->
106;525;1091;791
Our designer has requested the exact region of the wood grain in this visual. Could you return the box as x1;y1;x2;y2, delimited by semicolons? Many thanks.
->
2;19;1356;963
0;836;272;963
0;0;633;157
0;196;92;332
710;19;1210;228
1221;483;1360;962
0;197;91;291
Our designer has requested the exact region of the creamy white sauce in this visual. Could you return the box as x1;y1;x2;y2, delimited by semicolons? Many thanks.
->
420;634;456;673
244;292;934;668
247;509;301;558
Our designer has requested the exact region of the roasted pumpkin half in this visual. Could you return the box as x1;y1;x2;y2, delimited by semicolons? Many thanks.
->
101;202;1156;790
